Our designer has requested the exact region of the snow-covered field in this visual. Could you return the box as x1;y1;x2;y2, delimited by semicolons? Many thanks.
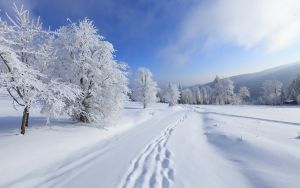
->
0;98;300;188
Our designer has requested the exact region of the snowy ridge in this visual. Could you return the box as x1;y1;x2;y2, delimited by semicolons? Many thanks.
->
119;113;187;188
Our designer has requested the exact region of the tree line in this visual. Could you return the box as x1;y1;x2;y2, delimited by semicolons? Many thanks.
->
131;69;300;107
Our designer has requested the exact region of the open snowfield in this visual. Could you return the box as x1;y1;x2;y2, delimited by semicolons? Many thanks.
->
0;97;300;188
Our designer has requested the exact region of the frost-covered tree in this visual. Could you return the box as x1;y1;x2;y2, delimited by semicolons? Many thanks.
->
38;81;80;122
238;86;250;103
178;83;183;104
287;74;300;103
181;88;193;104
56;18;128;124
201;86;212;104
132;68;158;108
222;78;236;104
0;21;44;134
0;4;80;134
192;87;201;104
156;89;164;103
31;26;81;123
212;76;224;104
163;83;180;106
262;79;283;105
6;4;44;66
196;87;204;104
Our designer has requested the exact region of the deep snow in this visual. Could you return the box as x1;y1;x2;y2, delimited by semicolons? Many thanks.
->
0;98;300;188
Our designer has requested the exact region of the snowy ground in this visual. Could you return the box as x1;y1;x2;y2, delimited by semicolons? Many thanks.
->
0;98;300;188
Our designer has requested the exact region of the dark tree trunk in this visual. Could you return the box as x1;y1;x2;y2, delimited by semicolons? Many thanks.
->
21;107;28;135
79;112;89;123
25;109;29;128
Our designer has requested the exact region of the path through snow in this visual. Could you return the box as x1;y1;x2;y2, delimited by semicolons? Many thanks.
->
119;113;187;188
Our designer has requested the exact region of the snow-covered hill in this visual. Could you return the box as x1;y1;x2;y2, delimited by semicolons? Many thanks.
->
0;98;300;188
231;62;300;99
195;62;300;100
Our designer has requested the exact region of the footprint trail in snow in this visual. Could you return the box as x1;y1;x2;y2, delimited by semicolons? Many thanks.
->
119;113;187;188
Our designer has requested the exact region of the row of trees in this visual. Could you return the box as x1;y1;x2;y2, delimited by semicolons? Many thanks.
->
130;70;251;107
131;69;300;107
131;68;180;108
0;4;128;134
130;71;250;107
178;75;300;106
179;76;250;105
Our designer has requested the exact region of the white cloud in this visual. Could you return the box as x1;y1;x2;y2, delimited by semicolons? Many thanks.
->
160;0;300;64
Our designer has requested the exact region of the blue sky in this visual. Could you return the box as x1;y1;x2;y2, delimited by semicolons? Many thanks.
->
1;0;300;86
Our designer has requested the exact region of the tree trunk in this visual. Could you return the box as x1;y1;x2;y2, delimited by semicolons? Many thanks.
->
79;112;89;123
143;103;147;109
21;107;28;135
25;109;29;128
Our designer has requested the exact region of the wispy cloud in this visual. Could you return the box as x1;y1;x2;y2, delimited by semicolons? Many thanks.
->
160;0;300;64
0;0;36;16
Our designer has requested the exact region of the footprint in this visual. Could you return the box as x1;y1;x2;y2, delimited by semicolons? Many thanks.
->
165;150;171;159
162;177;170;188
155;154;160;161
119;113;187;188
149;173;156;188
168;169;174;181
162;158;169;168
158;145;162;152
